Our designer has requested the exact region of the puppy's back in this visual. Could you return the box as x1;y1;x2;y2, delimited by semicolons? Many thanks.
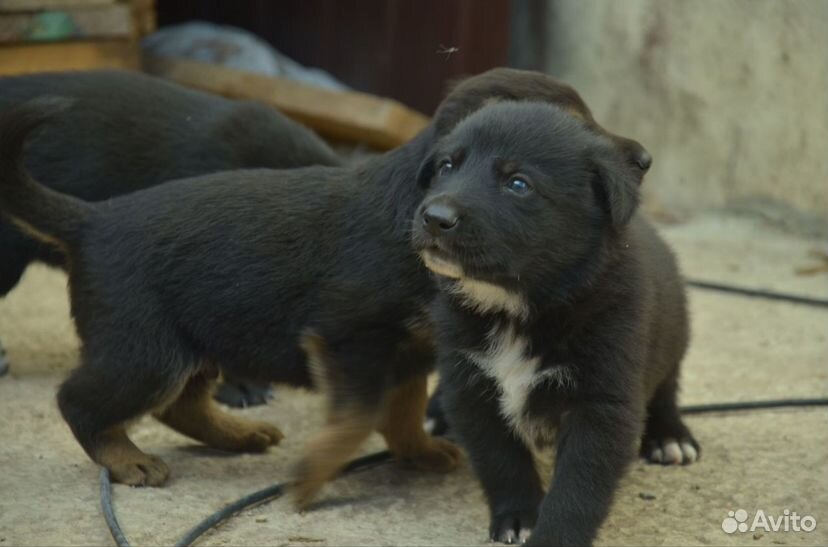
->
0;70;339;199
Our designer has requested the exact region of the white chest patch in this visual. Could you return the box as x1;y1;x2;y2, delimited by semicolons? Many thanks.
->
467;323;574;447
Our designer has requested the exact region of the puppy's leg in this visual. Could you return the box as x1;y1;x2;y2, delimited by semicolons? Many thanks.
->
425;379;450;435
0;341;8;377
213;376;274;408
379;374;462;472
57;346;189;486
154;369;283;452
441;358;543;545
527;401;643;547
293;401;379;510
0;219;33;297
641;374;700;465
0;222;34;377
292;332;380;510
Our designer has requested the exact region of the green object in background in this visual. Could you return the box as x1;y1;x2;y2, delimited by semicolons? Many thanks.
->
27;11;77;41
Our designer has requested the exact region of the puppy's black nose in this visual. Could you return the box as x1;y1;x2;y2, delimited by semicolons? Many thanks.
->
422;202;460;235
636;150;653;171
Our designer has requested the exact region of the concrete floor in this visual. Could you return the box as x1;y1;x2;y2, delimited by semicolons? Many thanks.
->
1;211;826;546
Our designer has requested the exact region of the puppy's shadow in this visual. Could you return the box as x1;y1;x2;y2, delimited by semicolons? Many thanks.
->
299;495;373;513
176;444;251;458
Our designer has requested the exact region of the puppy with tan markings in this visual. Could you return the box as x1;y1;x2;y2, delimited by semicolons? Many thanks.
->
0;68;652;509
413;102;698;546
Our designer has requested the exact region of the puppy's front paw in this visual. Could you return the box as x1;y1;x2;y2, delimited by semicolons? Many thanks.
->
642;436;700;465
291;461;327;512
490;509;537;544
401;437;464;473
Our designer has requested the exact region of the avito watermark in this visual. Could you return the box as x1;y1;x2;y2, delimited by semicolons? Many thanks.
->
722;509;817;534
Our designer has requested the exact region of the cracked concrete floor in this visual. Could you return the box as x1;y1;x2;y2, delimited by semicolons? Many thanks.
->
1;211;826;547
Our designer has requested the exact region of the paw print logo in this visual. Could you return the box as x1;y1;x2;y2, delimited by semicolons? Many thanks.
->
722;509;750;534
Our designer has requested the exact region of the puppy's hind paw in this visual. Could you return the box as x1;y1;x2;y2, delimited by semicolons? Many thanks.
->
213;380;273;408
643;436;700;465
401;437;464;473
107;454;170;487
236;421;285;452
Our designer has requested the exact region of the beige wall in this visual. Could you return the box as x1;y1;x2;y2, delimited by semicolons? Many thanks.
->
543;0;828;231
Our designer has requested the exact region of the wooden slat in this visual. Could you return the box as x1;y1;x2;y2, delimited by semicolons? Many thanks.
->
144;56;429;150
0;39;140;75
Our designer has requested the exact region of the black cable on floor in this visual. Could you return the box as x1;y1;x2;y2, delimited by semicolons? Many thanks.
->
100;468;130;547
99;397;828;547
686;279;828;308
173;450;393;547
681;397;828;414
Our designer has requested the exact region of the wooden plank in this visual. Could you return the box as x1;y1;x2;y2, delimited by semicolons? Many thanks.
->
0;39;140;75
144;56;429;150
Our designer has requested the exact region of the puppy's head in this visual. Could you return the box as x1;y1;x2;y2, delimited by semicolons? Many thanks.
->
412;102;641;313
433;68;652;178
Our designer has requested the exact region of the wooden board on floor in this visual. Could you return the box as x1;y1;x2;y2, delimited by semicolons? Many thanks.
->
0;39;140;75
144;55;430;150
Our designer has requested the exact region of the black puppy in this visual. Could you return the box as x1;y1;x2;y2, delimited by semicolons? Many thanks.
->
0;70;339;406
0;68;652;507
413;102;698;546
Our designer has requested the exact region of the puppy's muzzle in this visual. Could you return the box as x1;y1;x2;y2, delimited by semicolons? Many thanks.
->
421;200;461;236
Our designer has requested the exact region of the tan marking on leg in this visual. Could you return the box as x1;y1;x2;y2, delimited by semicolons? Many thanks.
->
154;372;283;452
379;375;463;473
295;331;380;509
292;405;378;510
93;426;170;486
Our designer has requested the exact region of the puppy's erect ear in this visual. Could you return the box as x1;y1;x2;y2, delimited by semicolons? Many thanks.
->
590;143;642;227
416;153;436;188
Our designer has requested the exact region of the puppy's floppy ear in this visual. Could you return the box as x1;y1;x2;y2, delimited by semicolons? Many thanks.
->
416;153;437;188
590;142;642;227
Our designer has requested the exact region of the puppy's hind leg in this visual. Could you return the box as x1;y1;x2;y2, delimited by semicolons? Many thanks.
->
641;375;700;465
57;343;191;486
154;368;283;452
380;374;463;473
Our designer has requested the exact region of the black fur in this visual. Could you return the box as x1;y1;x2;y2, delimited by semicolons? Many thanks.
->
0;69;656;495
412;102;697;546
0;70;339;395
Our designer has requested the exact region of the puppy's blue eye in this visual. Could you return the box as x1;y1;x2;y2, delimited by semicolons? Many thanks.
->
506;177;531;195
438;160;453;177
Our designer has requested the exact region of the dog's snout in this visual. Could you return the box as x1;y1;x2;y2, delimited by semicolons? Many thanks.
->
422;202;460;235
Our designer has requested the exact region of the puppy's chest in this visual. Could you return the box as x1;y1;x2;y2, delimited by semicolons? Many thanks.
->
465;323;575;448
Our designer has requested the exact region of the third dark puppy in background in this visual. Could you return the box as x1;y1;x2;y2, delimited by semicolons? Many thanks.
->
413;102;698;546
0;70;339;405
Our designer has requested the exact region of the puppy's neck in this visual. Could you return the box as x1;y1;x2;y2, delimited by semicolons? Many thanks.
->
532;227;635;318
446;277;530;321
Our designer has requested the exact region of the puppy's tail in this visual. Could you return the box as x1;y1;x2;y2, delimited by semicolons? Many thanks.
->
0;97;92;249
